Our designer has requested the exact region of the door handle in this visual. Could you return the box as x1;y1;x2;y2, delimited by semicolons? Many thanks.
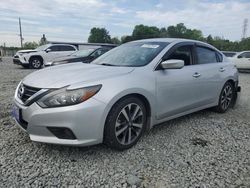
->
193;72;201;78
219;67;225;72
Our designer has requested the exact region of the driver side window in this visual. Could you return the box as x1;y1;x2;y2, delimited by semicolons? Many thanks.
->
49;46;60;52
166;45;193;66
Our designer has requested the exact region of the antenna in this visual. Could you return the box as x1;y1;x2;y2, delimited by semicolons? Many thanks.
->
19;17;24;47
242;18;248;40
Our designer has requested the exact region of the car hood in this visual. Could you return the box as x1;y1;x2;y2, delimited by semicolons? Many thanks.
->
22;63;134;88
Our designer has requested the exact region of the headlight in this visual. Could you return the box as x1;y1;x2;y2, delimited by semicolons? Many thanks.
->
37;85;102;108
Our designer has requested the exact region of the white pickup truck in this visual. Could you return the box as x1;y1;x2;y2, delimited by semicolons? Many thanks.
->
13;44;77;69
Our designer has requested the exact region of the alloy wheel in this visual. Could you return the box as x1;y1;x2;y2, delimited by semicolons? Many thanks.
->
221;84;233;110
32;59;41;68
115;103;144;145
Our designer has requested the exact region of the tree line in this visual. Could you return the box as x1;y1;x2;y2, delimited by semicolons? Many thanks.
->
2;23;249;52
88;23;250;51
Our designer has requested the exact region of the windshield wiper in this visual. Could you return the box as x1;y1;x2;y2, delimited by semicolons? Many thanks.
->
100;63;117;66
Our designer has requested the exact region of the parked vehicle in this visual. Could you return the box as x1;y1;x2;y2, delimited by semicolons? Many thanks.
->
48;41;117;51
228;51;250;70
49;47;114;66
13;38;240;150
13;44;77;69
222;51;237;57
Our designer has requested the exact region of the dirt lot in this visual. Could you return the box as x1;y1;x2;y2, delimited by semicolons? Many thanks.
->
0;57;250;188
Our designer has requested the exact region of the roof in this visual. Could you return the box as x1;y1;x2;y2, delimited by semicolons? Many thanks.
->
129;38;219;51
48;41;117;47
130;38;201;43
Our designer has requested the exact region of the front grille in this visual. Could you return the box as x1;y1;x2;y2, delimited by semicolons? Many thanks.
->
18;84;41;103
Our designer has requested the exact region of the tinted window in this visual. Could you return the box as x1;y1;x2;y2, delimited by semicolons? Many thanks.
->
240;52;250;58
49;46;60;51
59;45;75;51
196;47;218;64
166;45;193;66
100;48;110;53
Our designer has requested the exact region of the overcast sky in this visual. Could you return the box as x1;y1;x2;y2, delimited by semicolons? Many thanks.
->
1;0;250;47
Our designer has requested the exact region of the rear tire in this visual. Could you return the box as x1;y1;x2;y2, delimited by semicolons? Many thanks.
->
104;97;147;150
29;57;43;69
214;82;235;113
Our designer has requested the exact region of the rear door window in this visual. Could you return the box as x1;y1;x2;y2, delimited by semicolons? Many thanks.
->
196;46;218;64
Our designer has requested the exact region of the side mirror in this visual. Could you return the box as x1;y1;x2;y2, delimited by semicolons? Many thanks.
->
161;59;184;69
45;49;52;53
237;55;243;59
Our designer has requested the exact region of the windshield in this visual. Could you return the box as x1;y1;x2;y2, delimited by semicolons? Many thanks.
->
35;44;51;51
92;42;169;67
71;49;96;57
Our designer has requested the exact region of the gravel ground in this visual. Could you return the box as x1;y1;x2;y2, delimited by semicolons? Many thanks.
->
0;57;250;188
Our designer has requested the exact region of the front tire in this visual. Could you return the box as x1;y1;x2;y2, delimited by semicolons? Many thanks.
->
29;57;43;69
214;82;235;113
104;97;147;150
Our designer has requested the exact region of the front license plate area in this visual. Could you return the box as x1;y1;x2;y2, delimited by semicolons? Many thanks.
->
13;105;20;122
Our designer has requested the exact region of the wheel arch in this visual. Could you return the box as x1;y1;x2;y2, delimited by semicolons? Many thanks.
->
101;92;153;147
101;91;154;140
226;79;238;106
29;55;44;64
226;79;236;88
216;78;237;104
111;93;152;118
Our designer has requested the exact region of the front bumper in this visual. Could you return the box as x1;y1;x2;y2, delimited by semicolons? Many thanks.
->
13;97;108;146
13;58;22;65
13;57;28;65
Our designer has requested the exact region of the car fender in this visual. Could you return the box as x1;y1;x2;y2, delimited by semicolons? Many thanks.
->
28;54;44;63
95;87;156;141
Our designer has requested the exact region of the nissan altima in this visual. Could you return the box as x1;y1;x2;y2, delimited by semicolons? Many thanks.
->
13;38;240;150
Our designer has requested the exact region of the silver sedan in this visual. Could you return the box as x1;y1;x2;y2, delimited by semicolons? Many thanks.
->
13;38;240;150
